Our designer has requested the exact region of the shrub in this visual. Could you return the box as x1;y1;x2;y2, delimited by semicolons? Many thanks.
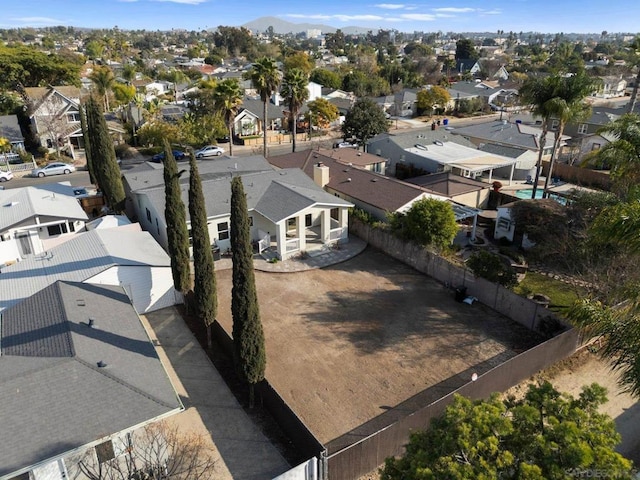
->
466;250;518;287
350;207;376;225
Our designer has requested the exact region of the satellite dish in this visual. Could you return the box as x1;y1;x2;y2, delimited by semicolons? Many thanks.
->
471;373;478;382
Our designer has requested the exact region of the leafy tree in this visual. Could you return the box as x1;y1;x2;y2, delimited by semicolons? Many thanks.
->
388;197;458;249
188;154;217;348
341;97;389;149
83;95;125;212
89;65;115;111
467;250;518;287
283;51;315;75
0;44;81;89
417;86;451;115
382;382;633;480
281;68;309;152
213;78;243;156
112;82;136;106
455;37;479;60
230;176;266;408
136;120;181;148
306;97;339;129
246;57;280;157
162;139;191;297
310;68;342;90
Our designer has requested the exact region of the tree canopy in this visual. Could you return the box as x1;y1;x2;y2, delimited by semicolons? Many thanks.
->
389;197;458;249
382;382;633;480
341;97;389;148
0;44;81;89
417;86;451;115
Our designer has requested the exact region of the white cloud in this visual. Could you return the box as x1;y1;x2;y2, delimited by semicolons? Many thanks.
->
399;13;437;21
375;3;406;9
285;14;385;22
432;7;476;13
480;9;502;15
10;16;68;25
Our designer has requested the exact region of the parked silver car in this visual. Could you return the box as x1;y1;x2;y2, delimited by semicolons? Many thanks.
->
194;145;224;158
0;170;13;182
31;162;76;177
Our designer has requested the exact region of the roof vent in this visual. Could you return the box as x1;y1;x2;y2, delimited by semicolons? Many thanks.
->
371;178;378;182
347;178;352;182
97;360;107;368
4;201;19;207
76;299;86;307
434;140;444;146
88;318;96;328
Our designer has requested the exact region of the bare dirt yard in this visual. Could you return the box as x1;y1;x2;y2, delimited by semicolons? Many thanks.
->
215;247;543;444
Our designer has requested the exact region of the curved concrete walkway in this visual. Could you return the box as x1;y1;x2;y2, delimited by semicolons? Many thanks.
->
214;236;368;273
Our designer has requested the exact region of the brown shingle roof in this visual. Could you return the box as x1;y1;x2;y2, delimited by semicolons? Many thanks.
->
407;172;488;197
269;150;430;213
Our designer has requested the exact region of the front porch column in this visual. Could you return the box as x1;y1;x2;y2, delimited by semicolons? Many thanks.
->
471;214;478;241
509;163;515;186
275;221;286;260
339;208;349;242
321;210;331;243
296;214;306;252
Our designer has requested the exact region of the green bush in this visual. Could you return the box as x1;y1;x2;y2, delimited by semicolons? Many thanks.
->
350;207;377;225
467;250;517;287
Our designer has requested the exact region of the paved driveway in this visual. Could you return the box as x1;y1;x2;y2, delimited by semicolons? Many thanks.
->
141;307;289;479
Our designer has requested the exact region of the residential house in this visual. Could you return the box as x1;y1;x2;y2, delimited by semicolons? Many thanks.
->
0;228;178;314
320;147;388;175
477;143;539;180
406;172;491;209
447;81;517;111
594;76;627;98
269;149;482;239
0;280;183;479
376;89;418;118
455;59;481;75
0;114;25;150
125;159;353;260
451;120;561;165
367;128;517;182
558;109;619;163
235;98;285;137
0;186;88;265
24;85;83;155
494;198;564;248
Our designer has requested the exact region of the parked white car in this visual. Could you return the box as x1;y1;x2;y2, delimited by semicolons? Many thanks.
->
31;162;76;177
194;145;224;158
0;170;13;182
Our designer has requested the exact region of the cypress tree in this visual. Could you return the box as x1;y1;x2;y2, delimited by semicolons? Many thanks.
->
84;95;125;212
230;176;266;408
79;102;96;186
188;153;217;348
162;139;191;296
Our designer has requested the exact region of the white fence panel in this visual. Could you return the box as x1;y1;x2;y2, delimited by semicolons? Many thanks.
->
273;457;318;480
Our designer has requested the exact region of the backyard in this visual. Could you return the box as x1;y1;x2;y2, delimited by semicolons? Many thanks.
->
215;247;544;443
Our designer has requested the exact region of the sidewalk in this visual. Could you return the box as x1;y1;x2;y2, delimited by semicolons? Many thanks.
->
141;308;290;480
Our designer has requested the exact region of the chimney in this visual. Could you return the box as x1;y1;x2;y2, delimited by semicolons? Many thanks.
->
313;162;330;188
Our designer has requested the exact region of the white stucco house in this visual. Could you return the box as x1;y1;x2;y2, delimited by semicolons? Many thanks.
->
0;186;88;265
125;157;353;260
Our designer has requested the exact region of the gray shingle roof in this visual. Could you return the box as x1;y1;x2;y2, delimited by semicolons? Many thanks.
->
369;128;476;150
0;114;23;143
0;281;182;477
451;120;552;150
478;143;528;158
0;229;170;312
122;155;272;193
0;187;88;232
139;168;351;224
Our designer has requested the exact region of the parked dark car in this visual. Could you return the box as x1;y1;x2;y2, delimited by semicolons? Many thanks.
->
151;150;186;163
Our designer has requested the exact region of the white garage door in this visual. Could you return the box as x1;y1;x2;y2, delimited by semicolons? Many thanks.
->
86;266;179;313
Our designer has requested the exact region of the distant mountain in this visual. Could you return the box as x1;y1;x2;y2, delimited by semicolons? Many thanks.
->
242;16;374;36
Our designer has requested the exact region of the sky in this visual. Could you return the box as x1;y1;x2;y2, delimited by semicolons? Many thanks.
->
2;0;639;34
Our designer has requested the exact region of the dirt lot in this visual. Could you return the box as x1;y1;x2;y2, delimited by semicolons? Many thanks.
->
215;247;542;444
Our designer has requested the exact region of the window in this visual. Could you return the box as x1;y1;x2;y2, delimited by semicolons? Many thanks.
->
146;208;152;223
47;223;68;236
217;221;229;240
249;216;254;226
188;228;193;245
591;143;601;151
67;112;81;123
305;214;312;227
330;208;339;221
578;123;588;134
95;440;116;463
551;120;559;130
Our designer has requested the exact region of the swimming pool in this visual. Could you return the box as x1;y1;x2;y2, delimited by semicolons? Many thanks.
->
514;189;566;204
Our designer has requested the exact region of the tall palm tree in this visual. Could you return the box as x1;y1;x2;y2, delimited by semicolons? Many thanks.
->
626;36;640;114
519;75;561;198
280;68;310;153
542;71;595;197
247;57;280;157
213;79;243;157
89;65;115;111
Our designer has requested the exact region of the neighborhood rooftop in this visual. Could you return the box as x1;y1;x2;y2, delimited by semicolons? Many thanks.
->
0;281;182;477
